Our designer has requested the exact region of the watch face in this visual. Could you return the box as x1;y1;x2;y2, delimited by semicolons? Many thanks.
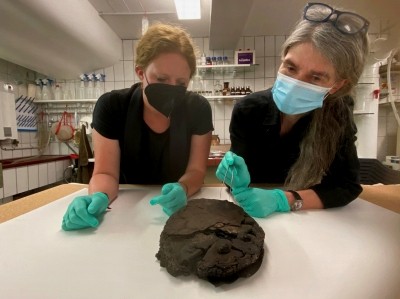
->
288;190;303;211
292;200;303;211
293;200;303;211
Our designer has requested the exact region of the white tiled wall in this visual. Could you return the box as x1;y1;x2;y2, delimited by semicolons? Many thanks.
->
378;105;400;161
1;31;399;195
0;159;71;202
353;62;380;158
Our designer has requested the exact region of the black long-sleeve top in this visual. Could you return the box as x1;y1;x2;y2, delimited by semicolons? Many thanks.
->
229;89;362;208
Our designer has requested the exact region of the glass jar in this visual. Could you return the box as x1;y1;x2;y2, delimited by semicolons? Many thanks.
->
214;80;222;96
245;86;252;94
223;82;230;96
223;56;229;65
191;75;203;94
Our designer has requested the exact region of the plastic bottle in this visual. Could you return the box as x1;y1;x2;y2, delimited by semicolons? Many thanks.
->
41;79;50;100
78;74;86;99
63;81;74;100
86;74;94;99
35;79;42;101
200;52;206;66
94;73;103;99
47;79;55;100
54;83;62;101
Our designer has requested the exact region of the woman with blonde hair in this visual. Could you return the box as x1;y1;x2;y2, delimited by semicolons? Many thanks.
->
62;23;213;230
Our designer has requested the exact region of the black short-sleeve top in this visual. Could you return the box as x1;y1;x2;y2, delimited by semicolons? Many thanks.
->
92;83;213;184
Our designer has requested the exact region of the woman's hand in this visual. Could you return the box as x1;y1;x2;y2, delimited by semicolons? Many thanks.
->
233;188;290;218
150;183;187;216
215;151;251;192
62;192;109;230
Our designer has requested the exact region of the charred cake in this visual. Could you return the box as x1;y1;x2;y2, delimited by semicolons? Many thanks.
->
156;198;265;285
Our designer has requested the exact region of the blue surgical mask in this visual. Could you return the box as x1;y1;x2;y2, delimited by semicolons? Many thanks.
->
272;72;331;115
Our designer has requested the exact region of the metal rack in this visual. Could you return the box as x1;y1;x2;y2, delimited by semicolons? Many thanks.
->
34;99;96;115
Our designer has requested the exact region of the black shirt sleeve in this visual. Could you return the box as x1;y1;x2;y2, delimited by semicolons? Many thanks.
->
92;88;131;140
187;92;214;135
310;134;362;208
229;90;362;208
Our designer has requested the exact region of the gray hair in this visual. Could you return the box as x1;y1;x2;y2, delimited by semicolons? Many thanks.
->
282;18;369;97
282;16;369;190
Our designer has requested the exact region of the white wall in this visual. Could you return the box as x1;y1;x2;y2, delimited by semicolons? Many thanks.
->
1;34;398;164
353;62;380;158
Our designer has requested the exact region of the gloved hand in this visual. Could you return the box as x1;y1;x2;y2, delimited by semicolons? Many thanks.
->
215;151;250;192
233;188;290;218
149;182;187;216
61;192;109;231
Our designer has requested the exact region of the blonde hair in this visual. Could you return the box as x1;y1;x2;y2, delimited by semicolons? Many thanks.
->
135;23;198;78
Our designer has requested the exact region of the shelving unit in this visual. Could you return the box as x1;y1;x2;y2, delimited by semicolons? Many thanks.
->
353;81;377;115
197;63;258;71
353;110;375;115
32;99;97;116
379;96;400;106
34;99;97;104
193;64;256;100
379;62;400;106
357;82;374;85
204;95;245;101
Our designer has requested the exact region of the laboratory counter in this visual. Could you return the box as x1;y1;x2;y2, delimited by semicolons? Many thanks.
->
1;141;399;298
0;183;399;299
1;183;399;224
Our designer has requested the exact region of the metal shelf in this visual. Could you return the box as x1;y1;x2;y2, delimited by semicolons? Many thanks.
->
379;96;400;105
34;99;97;104
197;63;257;69
205;95;245;100
197;64;258;75
353;110;374;115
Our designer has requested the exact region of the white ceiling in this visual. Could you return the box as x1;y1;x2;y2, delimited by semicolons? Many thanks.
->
0;0;399;79
88;0;212;40
88;0;400;49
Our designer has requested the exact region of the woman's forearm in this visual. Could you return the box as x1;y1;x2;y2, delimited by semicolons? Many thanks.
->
178;169;206;197
89;173;120;203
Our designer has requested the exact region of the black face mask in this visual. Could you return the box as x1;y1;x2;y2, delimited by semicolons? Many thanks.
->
144;82;187;117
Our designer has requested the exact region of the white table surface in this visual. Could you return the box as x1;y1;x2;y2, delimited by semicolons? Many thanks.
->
1;186;400;299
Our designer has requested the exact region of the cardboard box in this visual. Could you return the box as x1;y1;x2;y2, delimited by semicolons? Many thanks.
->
234;50;255;65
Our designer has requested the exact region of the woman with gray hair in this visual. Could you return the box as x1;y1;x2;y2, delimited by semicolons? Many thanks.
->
216;2;370;217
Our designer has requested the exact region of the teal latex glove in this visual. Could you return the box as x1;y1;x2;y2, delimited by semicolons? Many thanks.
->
215;151;250;192
61;192;109;231
149;183;187;216
233;188;290;218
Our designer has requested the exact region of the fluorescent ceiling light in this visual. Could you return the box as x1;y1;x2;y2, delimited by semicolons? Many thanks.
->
174;0;201;20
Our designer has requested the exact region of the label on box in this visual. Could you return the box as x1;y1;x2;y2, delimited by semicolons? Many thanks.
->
235;50;255;65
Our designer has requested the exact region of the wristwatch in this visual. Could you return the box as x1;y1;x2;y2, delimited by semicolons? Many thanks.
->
288;190;303;211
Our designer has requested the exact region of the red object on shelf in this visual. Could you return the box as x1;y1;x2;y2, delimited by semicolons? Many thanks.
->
373;89;380;99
